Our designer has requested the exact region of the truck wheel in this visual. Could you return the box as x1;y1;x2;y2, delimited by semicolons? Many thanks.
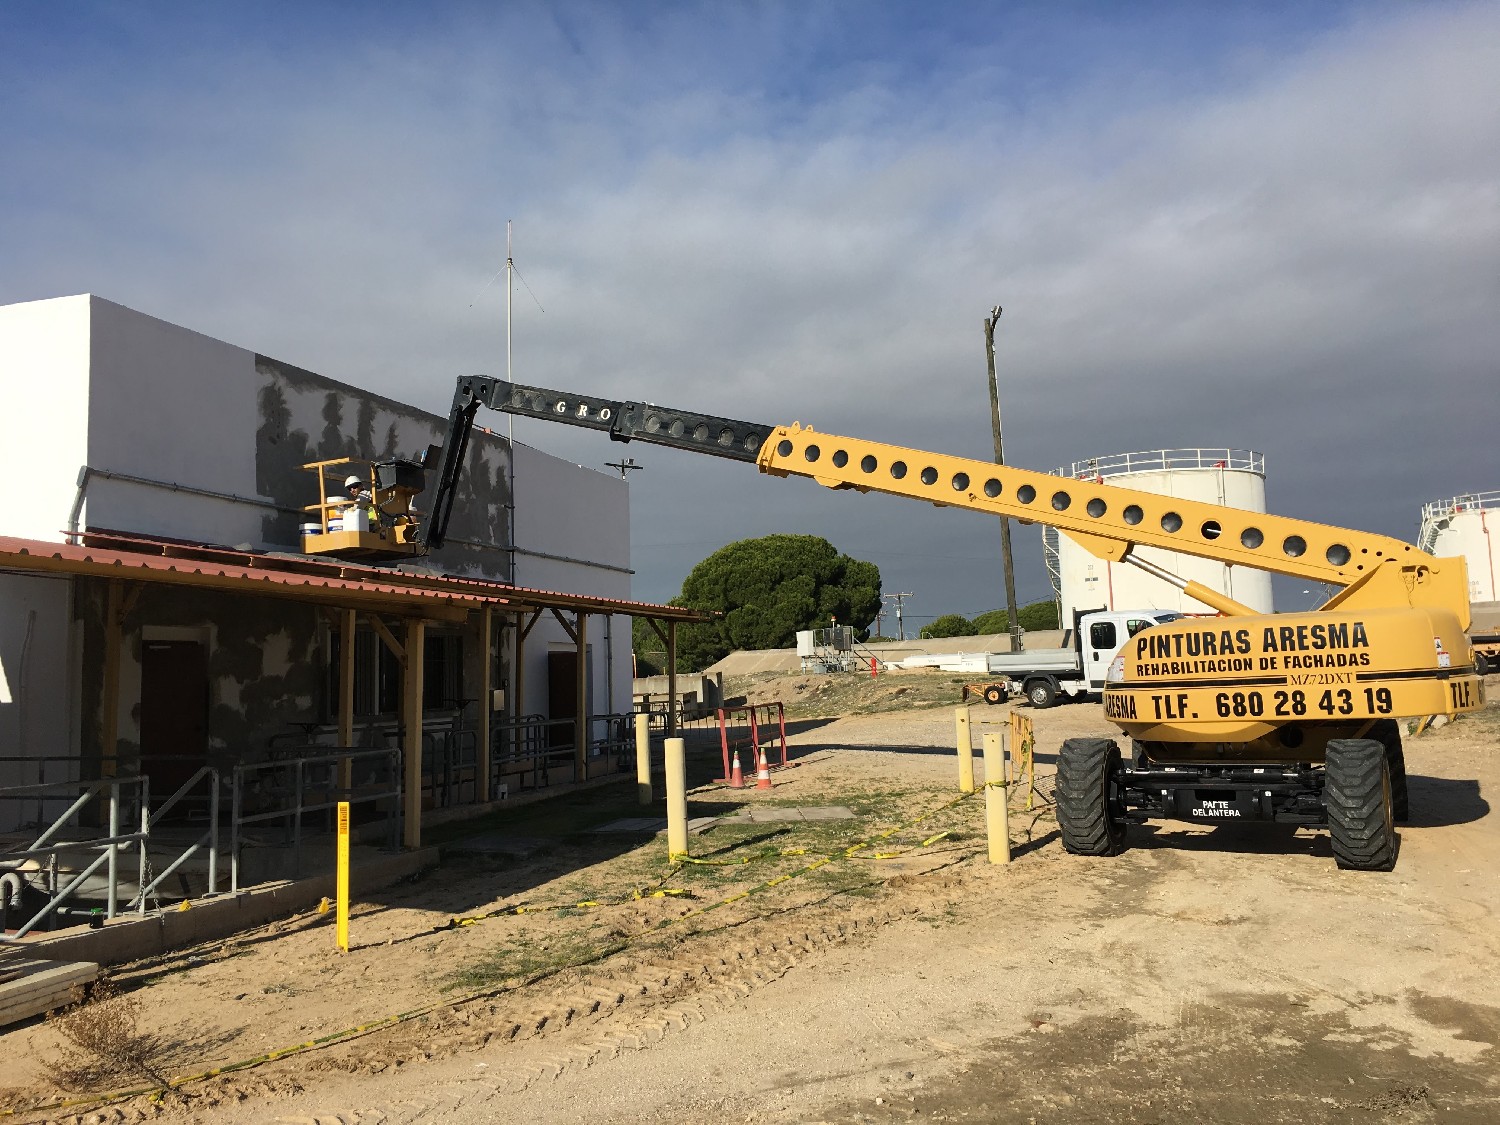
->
1367;719;1409;822
1476;651;1490;676
1025;679;1057;708
1056;737;1126;856
1324;738;1397;871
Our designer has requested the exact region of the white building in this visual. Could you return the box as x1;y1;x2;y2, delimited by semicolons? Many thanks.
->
0;294;697;845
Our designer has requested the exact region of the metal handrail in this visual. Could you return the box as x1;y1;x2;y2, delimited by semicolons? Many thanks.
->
230;748;400;892
0;776;149;938
1052;448;1265;480
1418;490;1500;553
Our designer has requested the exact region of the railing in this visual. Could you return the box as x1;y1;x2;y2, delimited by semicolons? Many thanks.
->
1053;448;1265;481
715;703;788;782
230;748;400;892
1419;490;1499;554
0;767;221;940
489;713;636;794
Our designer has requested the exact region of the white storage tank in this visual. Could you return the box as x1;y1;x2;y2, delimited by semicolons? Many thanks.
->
1046;449;1275;621
1419;491;1500;603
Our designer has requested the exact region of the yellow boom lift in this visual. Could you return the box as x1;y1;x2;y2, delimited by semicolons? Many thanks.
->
419;377;1485;871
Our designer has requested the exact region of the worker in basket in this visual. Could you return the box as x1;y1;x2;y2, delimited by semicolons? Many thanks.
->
342;474;376;532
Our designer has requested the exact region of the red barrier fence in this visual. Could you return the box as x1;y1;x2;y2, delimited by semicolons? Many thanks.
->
715;702;787;784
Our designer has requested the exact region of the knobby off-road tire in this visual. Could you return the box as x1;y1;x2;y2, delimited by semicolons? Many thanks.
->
1324;738;1397;871
1056;737;1126;856
1367;718;1409;822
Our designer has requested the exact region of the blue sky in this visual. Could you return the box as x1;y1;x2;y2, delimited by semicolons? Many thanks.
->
3;1;1497;622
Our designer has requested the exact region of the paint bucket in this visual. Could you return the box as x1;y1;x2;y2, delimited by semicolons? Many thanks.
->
299;522;322;537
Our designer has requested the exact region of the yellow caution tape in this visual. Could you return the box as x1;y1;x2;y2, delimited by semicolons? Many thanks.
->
3;788;992;1120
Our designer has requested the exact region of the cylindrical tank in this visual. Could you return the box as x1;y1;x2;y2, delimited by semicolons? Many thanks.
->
1047;449;1275;622
1420;491;1500;603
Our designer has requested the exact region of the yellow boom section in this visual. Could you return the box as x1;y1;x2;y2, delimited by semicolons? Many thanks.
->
756;422;1469;625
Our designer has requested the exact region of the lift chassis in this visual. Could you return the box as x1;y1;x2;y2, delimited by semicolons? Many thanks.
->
421;375;1484;871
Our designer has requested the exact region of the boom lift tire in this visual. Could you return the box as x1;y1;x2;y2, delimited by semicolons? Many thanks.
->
1367;718;1409;823
1025;679;1057;709
1324;738;1397;872
1056;737;1126;856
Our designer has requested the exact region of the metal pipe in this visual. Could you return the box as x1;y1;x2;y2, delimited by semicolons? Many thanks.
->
107;780;119;920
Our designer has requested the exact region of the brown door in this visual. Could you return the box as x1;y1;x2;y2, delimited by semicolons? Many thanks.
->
139;640;209;807
546;651;576;749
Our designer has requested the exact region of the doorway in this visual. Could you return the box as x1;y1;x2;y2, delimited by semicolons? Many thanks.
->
139;640;209;810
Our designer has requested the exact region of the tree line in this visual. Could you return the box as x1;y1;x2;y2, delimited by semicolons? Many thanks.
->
633;533;1058;675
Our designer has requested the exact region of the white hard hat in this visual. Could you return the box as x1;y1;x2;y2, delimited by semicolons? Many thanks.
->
344;475;364;488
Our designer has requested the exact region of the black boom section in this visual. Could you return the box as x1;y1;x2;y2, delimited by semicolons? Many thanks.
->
419;375;774;549
488;380;773;463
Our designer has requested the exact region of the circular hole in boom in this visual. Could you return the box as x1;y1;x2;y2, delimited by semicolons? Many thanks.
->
1282;535;1307;558
1240;527;1264;549
1161;512;1183;532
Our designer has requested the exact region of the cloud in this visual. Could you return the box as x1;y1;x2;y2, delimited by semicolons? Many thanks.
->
1;1;1495;614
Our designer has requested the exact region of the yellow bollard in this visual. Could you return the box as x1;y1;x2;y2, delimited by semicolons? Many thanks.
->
954;707;975;794
335;801;350;952
982;732;1011;865
634;713;653;805
665;736;689;861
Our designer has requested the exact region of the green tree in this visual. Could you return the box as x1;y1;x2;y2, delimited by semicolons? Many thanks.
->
1018;599;1060;630
970;609;1011;635
661;534;881;672
919;613;974;639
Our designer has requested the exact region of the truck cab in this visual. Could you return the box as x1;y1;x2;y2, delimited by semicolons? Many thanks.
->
985;608;1182;707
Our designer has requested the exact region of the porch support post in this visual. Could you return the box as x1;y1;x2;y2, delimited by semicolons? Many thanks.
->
402;617;426;849
338;609;356;794
479;605;493;802
575;611;589;781
101;579;123;778
666;619;678;737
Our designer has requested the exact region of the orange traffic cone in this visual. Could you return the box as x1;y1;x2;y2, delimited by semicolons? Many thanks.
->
729;749;745;789
755;746;773;790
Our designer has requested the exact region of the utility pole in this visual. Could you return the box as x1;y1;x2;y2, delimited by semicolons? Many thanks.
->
883;592;914;641
985;306;1023;654
604;457;643;480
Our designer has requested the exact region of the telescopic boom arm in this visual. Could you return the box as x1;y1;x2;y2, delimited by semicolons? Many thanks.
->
421;376;1468;626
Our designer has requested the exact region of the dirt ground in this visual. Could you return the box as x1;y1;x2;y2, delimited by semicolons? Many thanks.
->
1;668;1497;1123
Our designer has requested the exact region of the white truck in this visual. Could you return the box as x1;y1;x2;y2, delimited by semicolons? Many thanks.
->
972;608;1183;708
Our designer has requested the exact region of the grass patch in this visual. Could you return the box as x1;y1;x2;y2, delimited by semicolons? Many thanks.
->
445;933;627;993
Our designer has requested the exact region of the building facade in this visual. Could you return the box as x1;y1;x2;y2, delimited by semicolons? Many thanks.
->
0;295;669;839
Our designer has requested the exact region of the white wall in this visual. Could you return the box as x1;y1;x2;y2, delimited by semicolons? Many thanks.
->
85;297;264;546
512;441;633;719
0;574;78;827
0;295;93;543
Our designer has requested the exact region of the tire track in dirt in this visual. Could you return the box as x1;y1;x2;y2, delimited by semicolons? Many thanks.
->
45;873;971;1124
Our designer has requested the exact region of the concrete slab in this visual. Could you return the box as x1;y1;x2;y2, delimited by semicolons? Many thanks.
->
443;833;550;859
592;816;722;835
725;806;856;823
